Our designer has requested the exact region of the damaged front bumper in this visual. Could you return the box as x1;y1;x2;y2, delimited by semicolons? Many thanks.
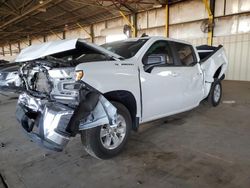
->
16;91;117;151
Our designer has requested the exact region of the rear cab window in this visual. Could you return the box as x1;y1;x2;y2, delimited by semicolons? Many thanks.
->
172;42;197;66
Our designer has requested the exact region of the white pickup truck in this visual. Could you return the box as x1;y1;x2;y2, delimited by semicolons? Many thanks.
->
14;36;227;159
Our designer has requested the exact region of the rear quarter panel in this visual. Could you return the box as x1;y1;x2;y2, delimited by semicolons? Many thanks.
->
200;47;228;97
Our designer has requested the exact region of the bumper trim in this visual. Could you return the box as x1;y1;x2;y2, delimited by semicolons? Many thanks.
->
16;99;73;152
26;132;65;152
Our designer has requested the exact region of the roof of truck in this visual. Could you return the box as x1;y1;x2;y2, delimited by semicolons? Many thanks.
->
122;36;192;46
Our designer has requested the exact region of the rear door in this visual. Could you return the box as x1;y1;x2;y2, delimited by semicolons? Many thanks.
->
170;41;204;110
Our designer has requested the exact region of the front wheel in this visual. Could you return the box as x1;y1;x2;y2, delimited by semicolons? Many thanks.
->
208;79;222;106
81;102;131;159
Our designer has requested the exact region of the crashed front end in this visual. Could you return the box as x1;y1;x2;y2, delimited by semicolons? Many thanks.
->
15;60;117;151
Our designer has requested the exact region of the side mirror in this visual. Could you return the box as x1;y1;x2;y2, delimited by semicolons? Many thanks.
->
143;54;168;73
145;54;166;65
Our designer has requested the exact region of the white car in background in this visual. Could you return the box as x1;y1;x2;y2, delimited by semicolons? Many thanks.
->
13;37;227;159
0;62;21;92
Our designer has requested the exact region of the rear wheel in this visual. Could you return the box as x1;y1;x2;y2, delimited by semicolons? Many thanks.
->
208;79;222;106
81;102;131;159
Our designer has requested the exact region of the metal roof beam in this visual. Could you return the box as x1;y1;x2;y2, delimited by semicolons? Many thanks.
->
0;0;54;30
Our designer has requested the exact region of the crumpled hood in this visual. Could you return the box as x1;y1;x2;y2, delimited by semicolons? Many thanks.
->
15;38;122;62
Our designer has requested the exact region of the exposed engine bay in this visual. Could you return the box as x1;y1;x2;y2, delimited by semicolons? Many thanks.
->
19;58;79;103
16;58;117;151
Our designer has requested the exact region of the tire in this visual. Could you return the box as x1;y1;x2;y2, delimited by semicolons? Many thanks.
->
208;79;222;107
81;101;132;159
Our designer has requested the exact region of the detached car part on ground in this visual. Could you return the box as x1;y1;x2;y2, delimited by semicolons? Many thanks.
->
0;62;21;92
13;37;228;159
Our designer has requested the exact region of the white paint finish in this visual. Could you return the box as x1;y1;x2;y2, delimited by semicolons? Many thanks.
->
137;11;148;30
214;14;250;36
148;8;165;28
169;21;207;39
200;47;228;95
169;0;208;24
213;33;250;81
16;36;227;122
15;39;78;62
75;60;142;118
137;37;226;121
140;64;204;122
178;64;204;107
140;66;184;121
93;22;106;37
226;0;250;15
15;38;122;62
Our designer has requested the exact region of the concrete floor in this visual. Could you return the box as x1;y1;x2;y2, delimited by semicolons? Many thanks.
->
0;80;250;188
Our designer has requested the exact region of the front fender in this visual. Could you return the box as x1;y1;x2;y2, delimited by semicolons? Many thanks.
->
76;61;141;118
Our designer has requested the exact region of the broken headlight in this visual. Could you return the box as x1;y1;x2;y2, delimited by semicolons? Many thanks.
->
49;68;80;104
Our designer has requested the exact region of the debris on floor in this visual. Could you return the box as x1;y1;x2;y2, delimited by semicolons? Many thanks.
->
223;100;236;104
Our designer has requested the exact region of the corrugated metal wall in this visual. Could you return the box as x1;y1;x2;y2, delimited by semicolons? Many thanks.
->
1;0;250;81
168;0;250;81
213;33;250;81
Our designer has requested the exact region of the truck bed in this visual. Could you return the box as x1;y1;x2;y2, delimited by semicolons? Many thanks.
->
196;45;223;62
196;45;228;98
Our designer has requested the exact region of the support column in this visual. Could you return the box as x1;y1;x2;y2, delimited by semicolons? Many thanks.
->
62;31;66;39
50;31;62;40
165;3;169;37
43;35;46;42
18;41;21;53
203;0;215;46
9;43;12;56
131;13;137;37
90;24;94;43
120;11;136;38
77;23;93;42
2;46;5;56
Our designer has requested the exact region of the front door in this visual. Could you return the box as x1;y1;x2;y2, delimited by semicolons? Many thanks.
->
140;40;185;122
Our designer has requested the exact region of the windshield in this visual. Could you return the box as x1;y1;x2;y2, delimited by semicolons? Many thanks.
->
101;39;148;59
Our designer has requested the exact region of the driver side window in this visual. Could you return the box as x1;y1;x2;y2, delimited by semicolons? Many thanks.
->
143;41;173;66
